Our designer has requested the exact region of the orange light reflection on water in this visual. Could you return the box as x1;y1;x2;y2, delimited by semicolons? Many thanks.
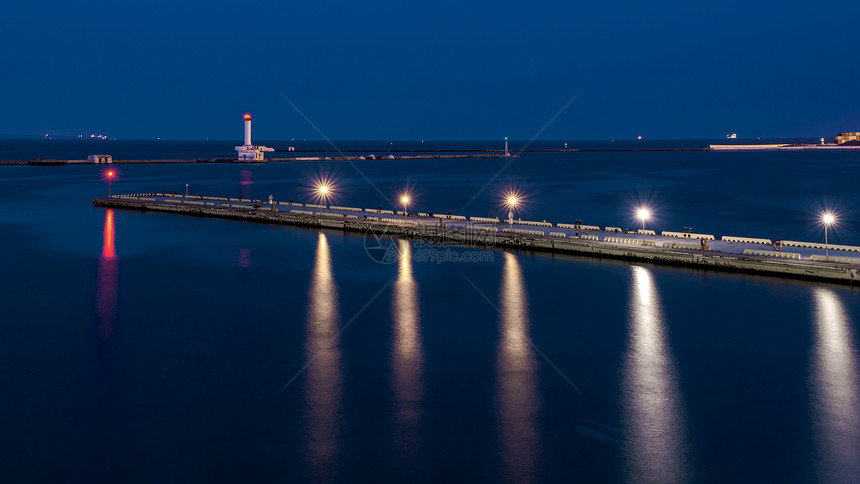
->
497;252;539;483
811;288;860;480
304;233;342;479
621;266;687;481
96;209;118;341
391;241;423;455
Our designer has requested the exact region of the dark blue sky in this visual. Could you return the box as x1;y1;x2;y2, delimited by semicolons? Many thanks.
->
1;0;857;140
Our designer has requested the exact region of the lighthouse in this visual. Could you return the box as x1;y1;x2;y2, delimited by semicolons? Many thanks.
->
235;113;274;161
243;113;252;146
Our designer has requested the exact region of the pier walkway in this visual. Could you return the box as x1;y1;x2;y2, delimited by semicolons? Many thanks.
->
94;193;860;285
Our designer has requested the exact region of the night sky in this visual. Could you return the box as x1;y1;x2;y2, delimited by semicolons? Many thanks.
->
2;0;857;140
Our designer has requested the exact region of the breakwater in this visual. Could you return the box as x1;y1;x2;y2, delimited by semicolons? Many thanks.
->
2;152;518;166
93;193;860;285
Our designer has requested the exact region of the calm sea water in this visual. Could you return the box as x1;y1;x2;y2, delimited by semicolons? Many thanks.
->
1;139;859;482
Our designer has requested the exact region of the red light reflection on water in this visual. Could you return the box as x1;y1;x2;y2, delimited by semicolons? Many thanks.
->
102;209;116;259
96;209;119;341
240;169;253;198
238;249;252;269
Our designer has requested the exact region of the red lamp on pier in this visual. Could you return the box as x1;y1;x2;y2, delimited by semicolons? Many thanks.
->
102;168;119;198
107;170;115;197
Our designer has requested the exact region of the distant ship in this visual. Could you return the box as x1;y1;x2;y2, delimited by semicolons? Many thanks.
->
726;133;737;139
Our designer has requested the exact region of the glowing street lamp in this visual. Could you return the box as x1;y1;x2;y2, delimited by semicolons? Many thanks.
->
506;196;518;225
316;183;331;205
401;195;410;215
309;175;337;205
822;212;836;260
637;207;650;230
106;170;115;197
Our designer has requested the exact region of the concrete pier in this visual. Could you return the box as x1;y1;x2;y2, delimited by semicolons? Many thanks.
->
93;194;860;286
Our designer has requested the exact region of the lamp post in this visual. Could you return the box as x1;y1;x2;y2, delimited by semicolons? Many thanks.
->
401;195;410;216
507;197;518;225
637;207;650;231
106;170;115;198
823;212;835;260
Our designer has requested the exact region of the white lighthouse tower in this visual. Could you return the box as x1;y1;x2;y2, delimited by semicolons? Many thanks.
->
235;113;274;161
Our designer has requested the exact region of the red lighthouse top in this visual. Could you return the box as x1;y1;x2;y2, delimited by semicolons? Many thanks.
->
243;113;252;121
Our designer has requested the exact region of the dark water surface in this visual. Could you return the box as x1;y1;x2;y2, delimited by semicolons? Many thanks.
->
1;141;859;482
